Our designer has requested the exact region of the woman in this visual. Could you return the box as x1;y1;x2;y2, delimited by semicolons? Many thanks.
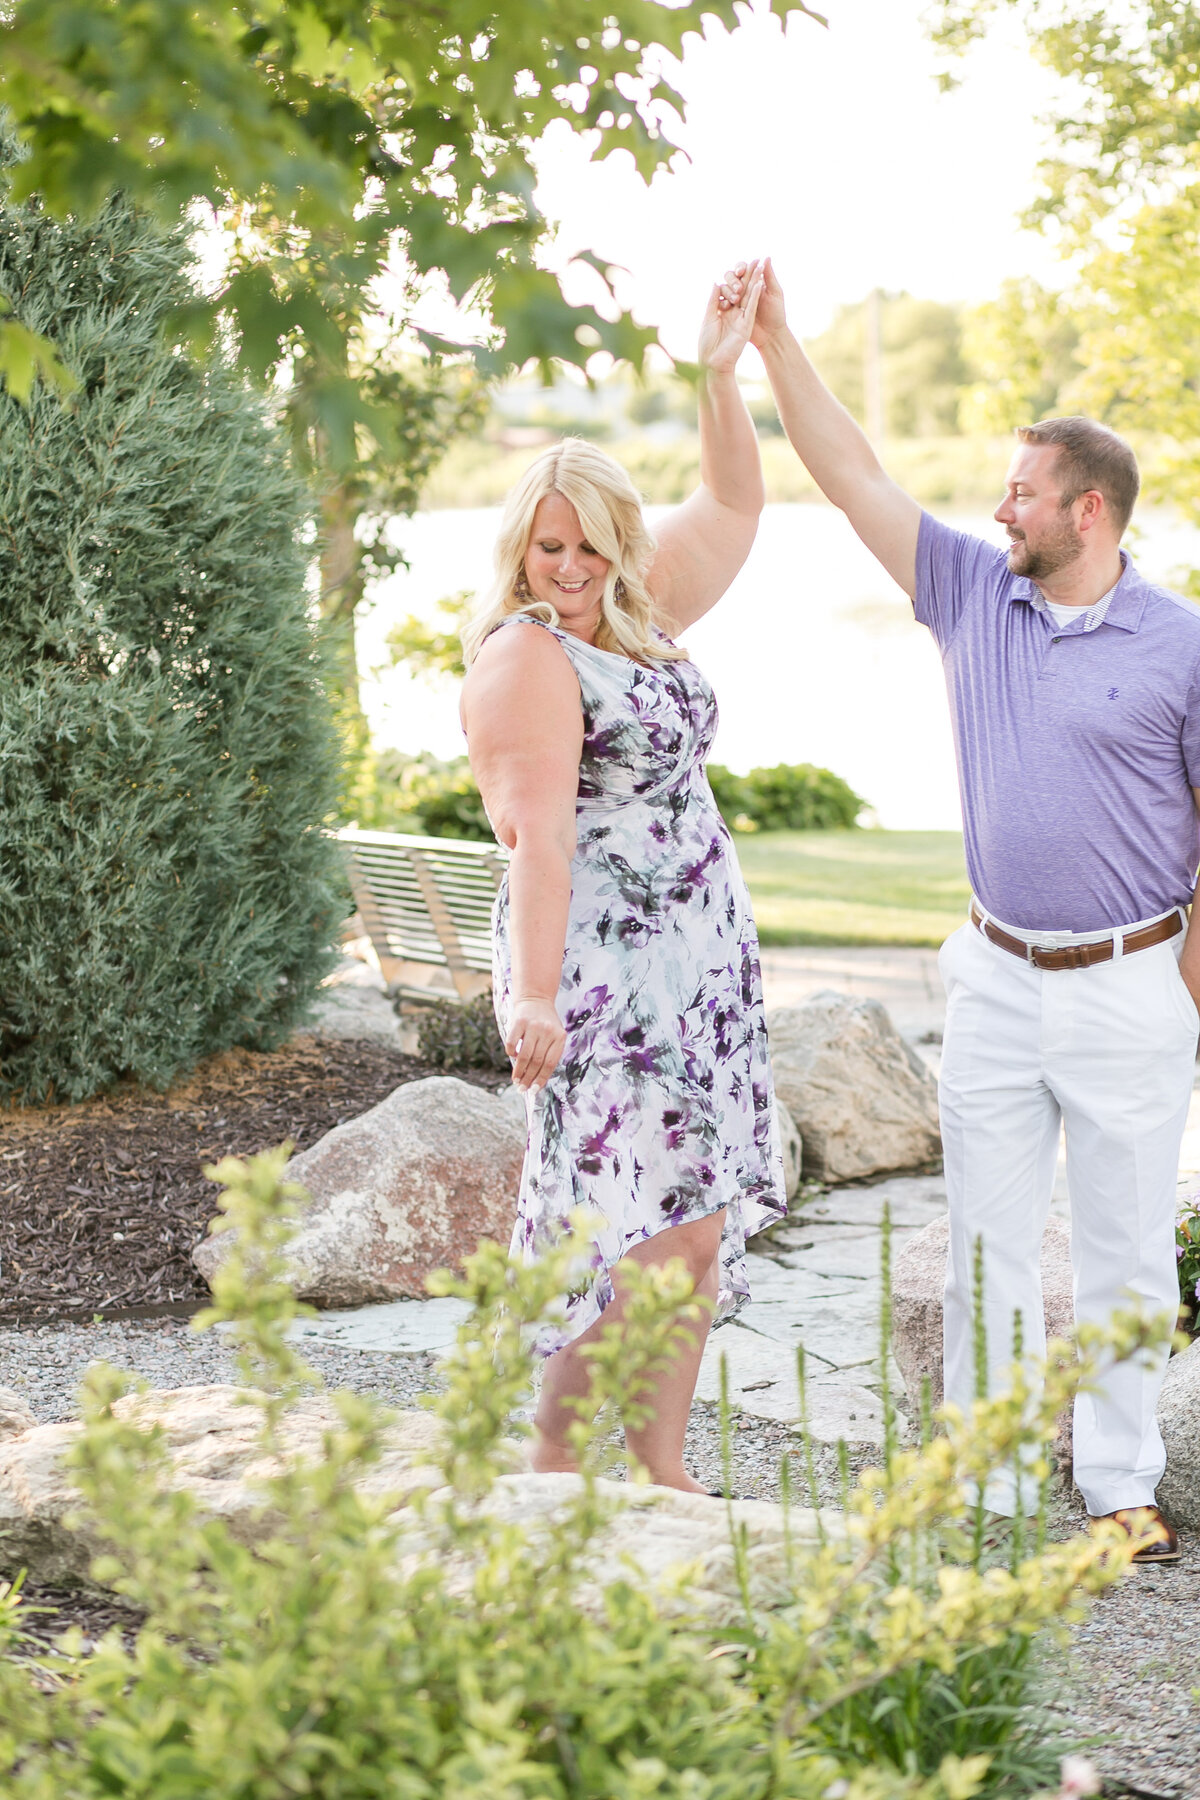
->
460;263;785;1492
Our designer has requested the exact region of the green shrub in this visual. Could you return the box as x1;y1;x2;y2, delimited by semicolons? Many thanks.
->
0;1151;1160;1799
0;171;345;1103
706;762;752;827
356;750;493;842
1176;1189;1200;1331
415;990;510;1071
708;762;867;832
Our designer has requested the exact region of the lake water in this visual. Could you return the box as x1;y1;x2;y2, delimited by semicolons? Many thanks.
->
357;502;1200;830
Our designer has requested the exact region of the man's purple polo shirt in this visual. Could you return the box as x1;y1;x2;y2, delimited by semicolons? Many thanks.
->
915;512;1200;932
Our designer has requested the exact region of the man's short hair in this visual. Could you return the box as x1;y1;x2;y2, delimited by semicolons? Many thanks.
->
1016;416;1140;536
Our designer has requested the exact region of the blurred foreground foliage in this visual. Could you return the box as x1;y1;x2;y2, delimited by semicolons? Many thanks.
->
0;1146;1163;1797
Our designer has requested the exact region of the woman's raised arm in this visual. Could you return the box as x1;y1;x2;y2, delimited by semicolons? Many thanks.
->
648;260;765;633
461;623;583;1092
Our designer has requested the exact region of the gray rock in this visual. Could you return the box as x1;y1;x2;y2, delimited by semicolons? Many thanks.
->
0;1389;36;1440
767;992;941;1184
409;1472;832;1622
304;960;403;1044
0;1384;449;1586
0;1384;832;1618
890;1212;1075;1412
194;1076;526;1305
774;1099;803;1201
1156;1340;1200;1529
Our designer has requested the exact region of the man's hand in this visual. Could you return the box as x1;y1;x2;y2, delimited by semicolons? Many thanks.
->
719;256;787;351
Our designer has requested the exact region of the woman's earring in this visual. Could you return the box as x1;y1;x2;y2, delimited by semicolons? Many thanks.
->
514;568;530;601
614;577;627;605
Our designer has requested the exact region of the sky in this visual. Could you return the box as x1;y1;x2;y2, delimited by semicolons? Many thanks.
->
525;0;1066;362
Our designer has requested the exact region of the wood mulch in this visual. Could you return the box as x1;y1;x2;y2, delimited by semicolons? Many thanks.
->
0;1036;504;1324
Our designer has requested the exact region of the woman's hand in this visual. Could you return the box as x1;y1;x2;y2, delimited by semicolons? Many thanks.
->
719;256;786;352
506;995;567;1093
698;257;764;376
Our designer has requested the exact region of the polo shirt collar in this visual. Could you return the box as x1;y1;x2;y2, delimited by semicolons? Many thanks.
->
1010;548;1148;634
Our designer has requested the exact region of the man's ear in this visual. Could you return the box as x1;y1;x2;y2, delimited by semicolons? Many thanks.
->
1077;489;1106;533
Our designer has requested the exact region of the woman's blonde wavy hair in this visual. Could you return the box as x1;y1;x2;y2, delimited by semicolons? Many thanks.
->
460;437;686;667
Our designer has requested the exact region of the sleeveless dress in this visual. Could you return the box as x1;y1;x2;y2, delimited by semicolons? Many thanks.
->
490;613;787;1353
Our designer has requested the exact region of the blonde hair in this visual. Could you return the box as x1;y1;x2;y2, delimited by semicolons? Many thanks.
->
460;437;686;666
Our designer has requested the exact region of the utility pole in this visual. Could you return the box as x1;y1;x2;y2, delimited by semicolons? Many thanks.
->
864;286;885;449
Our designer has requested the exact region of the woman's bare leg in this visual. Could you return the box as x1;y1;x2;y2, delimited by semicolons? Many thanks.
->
531;1209;727;1491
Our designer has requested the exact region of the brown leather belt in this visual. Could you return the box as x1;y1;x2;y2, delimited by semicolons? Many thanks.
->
969;900;1183;971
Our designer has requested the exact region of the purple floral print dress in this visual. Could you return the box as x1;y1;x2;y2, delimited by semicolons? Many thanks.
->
491;614;787;1353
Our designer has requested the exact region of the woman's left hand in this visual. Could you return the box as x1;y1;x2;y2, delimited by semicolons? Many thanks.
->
698;257;764;375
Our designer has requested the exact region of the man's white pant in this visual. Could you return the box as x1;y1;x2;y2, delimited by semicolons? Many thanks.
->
938;917;1197;1518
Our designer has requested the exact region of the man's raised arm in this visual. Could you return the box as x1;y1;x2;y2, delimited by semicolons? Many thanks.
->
722;260;921;597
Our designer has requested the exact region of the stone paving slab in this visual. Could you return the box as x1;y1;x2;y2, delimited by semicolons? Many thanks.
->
288;1296;470;1354
759;945;946;1043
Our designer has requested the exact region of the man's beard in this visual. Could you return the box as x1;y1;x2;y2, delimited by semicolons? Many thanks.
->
1006;514;1083;580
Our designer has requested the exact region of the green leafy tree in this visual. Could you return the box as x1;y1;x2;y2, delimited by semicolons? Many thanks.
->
930;2;1200;242
0;0;818;430
958;277;1082;434
0;170;346;1103
929;2;1200;576
0;0;822;794
807;293;968;438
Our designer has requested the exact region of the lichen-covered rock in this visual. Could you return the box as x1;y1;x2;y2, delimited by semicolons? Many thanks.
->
768;992;941;1184
194;1076;526;1305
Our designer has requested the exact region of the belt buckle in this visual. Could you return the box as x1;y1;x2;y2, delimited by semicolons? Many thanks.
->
1031;940;1085;970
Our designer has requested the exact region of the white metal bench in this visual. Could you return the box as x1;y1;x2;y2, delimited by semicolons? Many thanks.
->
338;827;506;1003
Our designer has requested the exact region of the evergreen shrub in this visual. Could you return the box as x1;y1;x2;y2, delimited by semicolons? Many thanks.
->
0;169;346;1102
0;1150;1158;1798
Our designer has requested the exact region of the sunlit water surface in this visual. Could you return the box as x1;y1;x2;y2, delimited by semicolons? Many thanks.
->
358;503;1200;831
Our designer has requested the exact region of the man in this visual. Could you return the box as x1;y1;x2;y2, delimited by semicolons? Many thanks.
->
720;259;1200;1559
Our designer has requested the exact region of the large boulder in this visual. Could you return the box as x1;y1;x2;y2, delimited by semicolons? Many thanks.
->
1156;1339;1200;1529
890;1212;1075;1412
0;1386;829;1620
0;1385;449;1587
767;992;941;1184
194;1076;526;1305
774;1098;803;1201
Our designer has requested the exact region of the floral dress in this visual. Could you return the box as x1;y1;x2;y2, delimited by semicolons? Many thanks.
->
490;614;787;1353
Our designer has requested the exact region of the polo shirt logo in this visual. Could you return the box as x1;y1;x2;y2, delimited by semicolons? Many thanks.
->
1107;687;1120;700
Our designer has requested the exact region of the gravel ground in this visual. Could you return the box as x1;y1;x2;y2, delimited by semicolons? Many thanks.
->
3;1316;1197;1796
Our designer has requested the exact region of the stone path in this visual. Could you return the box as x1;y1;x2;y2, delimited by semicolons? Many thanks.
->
759;943;946;1043
295;944;1200;1456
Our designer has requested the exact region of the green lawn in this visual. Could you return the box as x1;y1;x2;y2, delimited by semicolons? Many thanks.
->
734;829;969;947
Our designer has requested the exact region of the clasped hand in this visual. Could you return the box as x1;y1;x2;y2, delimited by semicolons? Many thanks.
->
697;256;765;375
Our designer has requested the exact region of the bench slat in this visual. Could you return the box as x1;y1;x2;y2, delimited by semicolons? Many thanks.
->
339;827;506;998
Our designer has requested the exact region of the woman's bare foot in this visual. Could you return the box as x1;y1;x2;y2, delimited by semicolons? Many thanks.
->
638;1467;710;1494
528;1431;580;1475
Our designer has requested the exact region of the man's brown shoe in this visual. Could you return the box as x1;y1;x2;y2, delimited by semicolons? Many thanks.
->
1093;1505;1180;1564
